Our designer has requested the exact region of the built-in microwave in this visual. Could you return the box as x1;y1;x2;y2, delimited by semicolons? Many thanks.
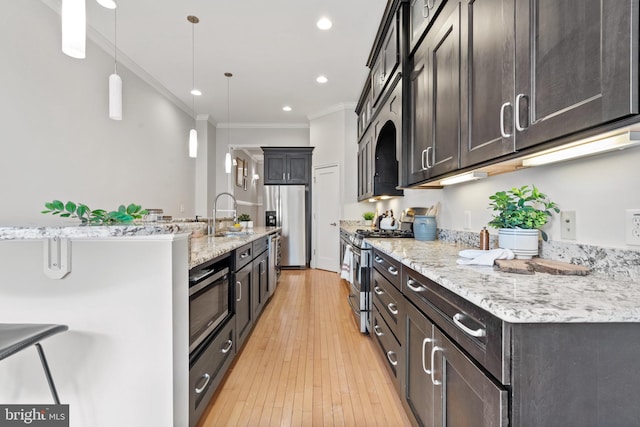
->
189;263;231;354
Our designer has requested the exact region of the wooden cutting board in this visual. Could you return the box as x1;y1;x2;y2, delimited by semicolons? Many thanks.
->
494;258;590;275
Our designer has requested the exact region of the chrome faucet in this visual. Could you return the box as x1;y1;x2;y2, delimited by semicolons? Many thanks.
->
210;192;237;235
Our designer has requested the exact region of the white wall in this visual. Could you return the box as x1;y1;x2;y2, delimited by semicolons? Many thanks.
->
368;145;640;249
0;2;196;225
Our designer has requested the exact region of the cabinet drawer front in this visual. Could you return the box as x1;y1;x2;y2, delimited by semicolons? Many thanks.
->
372;307;402;392
372;249;402;290
372;268;404;336
189;318;235;426
235;243;253;270
252;236;269;256
402;267;508;384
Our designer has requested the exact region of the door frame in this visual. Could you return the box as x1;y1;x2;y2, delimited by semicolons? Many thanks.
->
311;162;341;270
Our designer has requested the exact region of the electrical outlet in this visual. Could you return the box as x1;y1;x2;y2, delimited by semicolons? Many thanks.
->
625;209;640;245
180;204;185;213
560;211;576;240
464;210;471;230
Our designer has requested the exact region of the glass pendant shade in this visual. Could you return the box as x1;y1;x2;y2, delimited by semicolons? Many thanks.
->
61;0;86;59
109;73;122;120
225;152;232;173
96;0;117;9
189;129;198;158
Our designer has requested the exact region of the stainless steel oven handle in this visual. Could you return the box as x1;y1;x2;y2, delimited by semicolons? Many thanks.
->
386;351;398;366
374;286;384;295
387;303;399;315
406;279;426;292
422;338;433;374
374;324;384;336
387;266;398;276
221;339;233;354
453;313;486;337
236;281;242;302
195;373;211;394
430;346;443;385
189;268;230;295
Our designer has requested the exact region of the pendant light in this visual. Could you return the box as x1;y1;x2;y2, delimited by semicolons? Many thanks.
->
109;5;122;120
187;15;199;158
224;72;233;173
61;0;86;59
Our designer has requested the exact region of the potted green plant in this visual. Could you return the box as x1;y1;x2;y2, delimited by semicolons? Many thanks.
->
237;213;252;229
363;212;375;227
488;185;559;259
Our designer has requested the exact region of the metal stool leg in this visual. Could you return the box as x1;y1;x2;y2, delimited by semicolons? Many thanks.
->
35;343;61;404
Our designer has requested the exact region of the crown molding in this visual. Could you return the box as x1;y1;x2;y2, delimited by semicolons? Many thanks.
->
307;102;357;121
217;122;309;129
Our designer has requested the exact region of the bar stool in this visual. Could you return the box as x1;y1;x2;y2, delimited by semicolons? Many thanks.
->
0;323;68;404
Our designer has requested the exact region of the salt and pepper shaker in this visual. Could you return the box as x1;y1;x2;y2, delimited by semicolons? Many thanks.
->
480;227;490;250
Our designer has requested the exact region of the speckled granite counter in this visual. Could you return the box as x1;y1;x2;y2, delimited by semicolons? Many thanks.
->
340;224;640;324
189;226;281;268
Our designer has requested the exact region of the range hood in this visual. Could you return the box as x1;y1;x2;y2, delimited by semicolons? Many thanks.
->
371;120;403;201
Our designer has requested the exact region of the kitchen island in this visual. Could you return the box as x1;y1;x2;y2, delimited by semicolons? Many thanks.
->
0;224;279;427
341;224;640;426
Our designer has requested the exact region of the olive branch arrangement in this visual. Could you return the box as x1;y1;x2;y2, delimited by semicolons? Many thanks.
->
42;200;148;225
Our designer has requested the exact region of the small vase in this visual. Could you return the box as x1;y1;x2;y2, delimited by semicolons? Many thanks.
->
247;221;253;229
364;219;373;227
240;221;249;230
498;228;539;259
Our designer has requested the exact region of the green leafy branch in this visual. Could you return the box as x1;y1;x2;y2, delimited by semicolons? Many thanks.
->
41;200;148;225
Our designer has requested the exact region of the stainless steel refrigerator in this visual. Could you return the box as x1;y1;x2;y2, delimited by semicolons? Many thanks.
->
264;185;306;267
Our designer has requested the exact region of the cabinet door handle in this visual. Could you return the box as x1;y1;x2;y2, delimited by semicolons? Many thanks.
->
195;373;211;394
500;102;512;138
387;266;398;276
515;93;527;132
422;337;433;375
422;3;429;18
426;0;436;8
453;313;486;337
386;351;398;366
420;149;427;170
425;146;433;168
387;303;399;315
406;278;426;292
374;324;384;337
221;339;233;354
236;281;242;302
430;346;443;385
374;286;384;295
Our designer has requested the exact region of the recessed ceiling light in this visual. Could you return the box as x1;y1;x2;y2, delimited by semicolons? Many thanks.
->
316;17;332;30
96;0;117;9
282;106;292;112
316;75;328;84
190;89;202;96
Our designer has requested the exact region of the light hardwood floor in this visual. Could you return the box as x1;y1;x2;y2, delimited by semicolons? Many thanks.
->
197;268;412;427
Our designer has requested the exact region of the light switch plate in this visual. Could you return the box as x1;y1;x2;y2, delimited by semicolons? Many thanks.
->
560;211;576;240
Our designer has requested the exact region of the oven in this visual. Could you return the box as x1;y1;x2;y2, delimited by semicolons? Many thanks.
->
189;257;232;354
344;232;372;334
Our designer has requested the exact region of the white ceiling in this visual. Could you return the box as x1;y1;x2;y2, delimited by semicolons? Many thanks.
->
57;0;388;125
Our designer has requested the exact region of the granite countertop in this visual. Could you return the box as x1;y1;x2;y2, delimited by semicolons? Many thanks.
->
189;226;280;268
340;224;640;324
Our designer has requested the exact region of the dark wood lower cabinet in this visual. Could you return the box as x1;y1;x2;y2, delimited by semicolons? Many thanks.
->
235;259;254;352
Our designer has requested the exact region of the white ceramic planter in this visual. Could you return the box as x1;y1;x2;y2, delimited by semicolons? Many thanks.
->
498;228;539;259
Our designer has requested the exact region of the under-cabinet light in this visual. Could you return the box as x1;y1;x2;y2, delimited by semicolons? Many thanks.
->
440;171;488;186
521;132;640;167
61;0;86;59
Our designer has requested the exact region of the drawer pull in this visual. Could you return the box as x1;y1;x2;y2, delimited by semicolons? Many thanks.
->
386;351;398;366
221;339;233;354
236;281;242;302
374;324;384;337
453;313;486;337
387;266;398;276
240;251;250;259
374;256;384;263
422;337;433;375
430;346;443;385
406;279;426;292
195;373;211;394
387;303;399;315
374;286;384;295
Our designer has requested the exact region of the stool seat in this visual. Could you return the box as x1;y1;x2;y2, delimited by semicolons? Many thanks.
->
0;324;68;361
0;323;68;404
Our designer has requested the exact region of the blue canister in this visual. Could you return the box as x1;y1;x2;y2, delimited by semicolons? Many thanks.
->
414;215;437;241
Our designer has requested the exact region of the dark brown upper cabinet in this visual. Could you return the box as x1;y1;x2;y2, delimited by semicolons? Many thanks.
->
262;147;313;185
409;0;446;52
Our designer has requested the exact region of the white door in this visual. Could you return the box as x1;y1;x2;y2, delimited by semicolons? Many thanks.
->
313;164;340;272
